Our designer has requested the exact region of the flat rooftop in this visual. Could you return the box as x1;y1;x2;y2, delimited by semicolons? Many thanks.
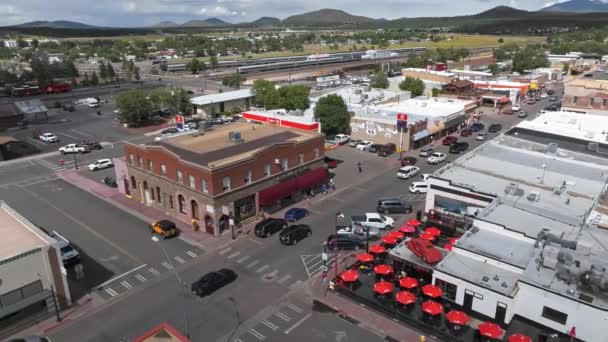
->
517;112;608;144
0;202;50;261
455;227;535;268
153;122;322;168
190;89;253;106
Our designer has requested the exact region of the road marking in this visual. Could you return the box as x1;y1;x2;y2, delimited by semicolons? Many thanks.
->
261;320;279;331
287;304;303;313
263;269;279;279
236;255;250;264
248;329;266;340
233;339;243;342
219;247;232;255
104;288;118;297
26;137;47;146
274;311;291;322
227;251;241;259
353;186;368;192
57;132;81;140
329;197;345;203
278;274;292;284
186;250;198;258
161;261;174;269
246;260;259;268
19;177;61;187
97;264;148;288
148;267;160;276
256;264;270;273
284;313;312;335
248;238;263;245
174;256;185;264
70;129;94;138
134;274;147;282
120;281;133;289
289;280;303;289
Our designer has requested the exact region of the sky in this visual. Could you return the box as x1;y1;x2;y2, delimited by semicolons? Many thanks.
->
0;0;581;27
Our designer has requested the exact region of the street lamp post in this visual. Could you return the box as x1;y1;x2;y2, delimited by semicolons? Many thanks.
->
72;152;79;170
540;163;547;184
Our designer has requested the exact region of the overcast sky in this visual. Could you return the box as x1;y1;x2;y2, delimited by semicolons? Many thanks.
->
0;0;574;27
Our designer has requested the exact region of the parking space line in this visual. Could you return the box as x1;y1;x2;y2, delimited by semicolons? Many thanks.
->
248;329;266;340
227;251;241;259
148;267;160;276
135;274;146;282
186;250;198;258
256;264;270;273
174;256;185;264
236;255;250;264
278;275;292;284
219;247;232;255
263;269;279;279
120;281;133;289
287;304;303;313
104;288;118;297
57;132;81;140
234;338;243;342
261;320;279;331
289;280;303;289
70;129;94;138
284;313;312;335
274;312;291;322
161;261;174;269
246;260;259;269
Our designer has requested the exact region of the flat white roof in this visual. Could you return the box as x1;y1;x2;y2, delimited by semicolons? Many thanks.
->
190;89;253;106
243;109;317;125
450;69;493;77
373;96;473;118
517;111;608;144
0;202;51;261
473;80;529;87
402;68;455;77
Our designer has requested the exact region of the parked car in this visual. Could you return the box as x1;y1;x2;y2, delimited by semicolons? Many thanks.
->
151;220;177;239
488;124;503;133
476;133;486;141
62;103;75;111
377;143;396;157
518;111;528;118
401;156;418;166
397;166;420;180
407;238;443;264
161;127;179;134
526;99;535;105
349;139;362;147
549;96;558;102
427;152;447;165
39;133;59;143
541;93;548;99
449;142;469;154
419;146;434;157
48;231;80;267
59;144;87;154
442;136;458;146
409;182;429;194
254;218;287;238
549;104;559;111
284;208;309;222
88;159;113;171
191;269;237;296
326;234;364;251
368;143;383;153
279;224;312;245
460;128;472;137
9;336;52;342
511;104;521;111
336;225;380;241
377;198;413;214
470;123;485;132
356;141;374;151
502;108;515;115
334;134;350;144
351;213;395;230
547;89;555;95
324;156;338;168
88;102;100;108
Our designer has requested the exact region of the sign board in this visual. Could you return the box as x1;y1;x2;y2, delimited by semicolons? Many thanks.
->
397;113;408;121
175;115;184;124
397;113;408;129
322;253;328;261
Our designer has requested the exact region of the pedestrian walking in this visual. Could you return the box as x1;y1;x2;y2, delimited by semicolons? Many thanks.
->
321;184;328;195
329;178;336;192
357;162;362;173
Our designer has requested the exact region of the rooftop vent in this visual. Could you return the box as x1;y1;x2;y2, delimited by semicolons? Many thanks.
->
546;143;558;154
501;282;508;288
482;276;489;282
493;275;499;281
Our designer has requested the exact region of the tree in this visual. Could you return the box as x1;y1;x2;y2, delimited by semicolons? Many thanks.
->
150;66;159;75
91;71;99;85
31;39;39;49
251;79;280;109
107;63;116;80
64;60;79;78
81;72;90;86
16;38;28;49
209;55;218;69
186;58;203;74
489;63;499;75
512;46;549;73
431;88;440;97
314;94;350;137
99;62;107;81
134;66;140;81
29;57;52;87
399;76;424;97
278;85;311;110
370;71;389;89
116;89;152;125
222;73;247;89
498;37;504;44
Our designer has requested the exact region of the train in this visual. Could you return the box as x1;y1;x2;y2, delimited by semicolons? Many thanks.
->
159;62;187;72
12;82;72;97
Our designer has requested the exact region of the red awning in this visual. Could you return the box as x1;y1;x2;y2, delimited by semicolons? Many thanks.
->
395;291;416;305
258;178;299;206
424;227;441;236
382;236;397;245
407;219;422;227
357;253;374;263
340;269;359;282
374;264;394;275
478;322;504;339
388;231;405;240
399;277;419;289
421;300;443;316
373;281;394;295
296;167;328;191
446;310;469;325
508;334;532;342
399;225;416;233
422;284;443;298
369;245;387;254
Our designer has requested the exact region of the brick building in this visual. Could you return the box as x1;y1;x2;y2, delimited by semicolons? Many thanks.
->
121;122;327;236
562;79;608;115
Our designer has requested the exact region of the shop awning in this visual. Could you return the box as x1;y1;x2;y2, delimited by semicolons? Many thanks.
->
258;178;299;206
412;129;430;141
296;167;328;190
444;115;466;129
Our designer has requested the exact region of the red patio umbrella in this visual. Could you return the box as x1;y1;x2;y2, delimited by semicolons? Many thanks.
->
419;232;436;241
395;291;416;305
369;245;387;254
508;334;533;342
421;300;443;316
478;322;504;340
446;310;469;326
399;225;416;233
422;284;443;298
399;277;419;289
444;243;454;251
374;264;394;276
388;231;405;240
382;236;397;245
449;237;458;244
340;269;359;283
373;281;394;295
357;253;374;263
407;219;422;227
424;227;441;236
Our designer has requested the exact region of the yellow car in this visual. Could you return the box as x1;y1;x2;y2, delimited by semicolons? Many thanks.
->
151;220;177;239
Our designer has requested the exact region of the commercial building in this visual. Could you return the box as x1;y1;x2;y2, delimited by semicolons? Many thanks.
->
14;99;48;123
0;201;70;322
242;110;320;131
402;68;456;84
120;122;326;236
562;79;608;116
190;89;255;119
472;80;529;105
389;113;608;342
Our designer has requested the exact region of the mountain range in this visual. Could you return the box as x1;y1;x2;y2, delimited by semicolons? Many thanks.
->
540;0;608;13
10;20;98;29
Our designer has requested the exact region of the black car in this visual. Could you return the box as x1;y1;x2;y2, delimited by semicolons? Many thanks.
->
488;124;502;133
326;234;364;251
191;269;237;296
449;142;469;154
401;156;418;166
254;218;287;238
279;225;312;245
368;144;383;153
547;89;555;95
161;127;179;134
549;96;558;102
377;198;413;215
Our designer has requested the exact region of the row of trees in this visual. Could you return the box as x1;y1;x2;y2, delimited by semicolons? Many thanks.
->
251;80;311;111
115;87;191;125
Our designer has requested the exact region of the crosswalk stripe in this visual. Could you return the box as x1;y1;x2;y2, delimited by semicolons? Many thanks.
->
256;264;270;273
186;250;198;258
135;274;146;282
161;261;174;269
236;255;250;264
120;281;133;289
227;251;241;259
148;267;160;276
249;329;266;340
261;320;279;331
287;304;303;313
278;274;292;284
246;260;259;268
104;288;118;297
274;312;291;322
218;247;232;255
174;256;185;264
289;280;303;289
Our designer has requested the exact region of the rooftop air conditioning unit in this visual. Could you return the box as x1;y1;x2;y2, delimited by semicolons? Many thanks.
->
546;143;558;154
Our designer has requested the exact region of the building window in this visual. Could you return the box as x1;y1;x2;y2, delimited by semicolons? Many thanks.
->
147;160;153;171
138;157;143;168
178;194;186;214
314;148;320;158
222;177;231;191
573;96;578;104
541;306;568;325
298;153;304;165
130;176;137;189
169;195;174;209
156;187;161;203
281;158;288;171
264;163;271;177
202;179;209;193
161;164;167;176
603;98;607;107
177;170;183;184
129;154;134;164
590;98;595;106
189;175;196;189
435;278;457;301
244;170;252;184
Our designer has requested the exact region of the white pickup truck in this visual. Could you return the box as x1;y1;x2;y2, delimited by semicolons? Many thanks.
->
351;213;395;230
49;231;80;266
59;143;87;154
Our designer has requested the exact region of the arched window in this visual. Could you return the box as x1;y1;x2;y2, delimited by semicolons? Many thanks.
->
178;194;186;214
130;176;137;189
191;200;199;220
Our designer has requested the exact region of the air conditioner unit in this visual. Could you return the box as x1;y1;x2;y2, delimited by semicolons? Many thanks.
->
274;158;280;165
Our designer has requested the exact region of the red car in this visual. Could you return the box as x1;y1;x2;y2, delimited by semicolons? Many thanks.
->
442;136;458;145
502;108;514;115
401;156;418;166
460;128;472;137
407;238;443;264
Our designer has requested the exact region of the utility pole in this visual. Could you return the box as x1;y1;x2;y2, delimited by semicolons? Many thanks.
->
72;152;78;169
399;126;404;161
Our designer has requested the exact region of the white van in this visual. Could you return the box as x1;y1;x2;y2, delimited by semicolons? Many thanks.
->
397;166;420;180
409;182;429;194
